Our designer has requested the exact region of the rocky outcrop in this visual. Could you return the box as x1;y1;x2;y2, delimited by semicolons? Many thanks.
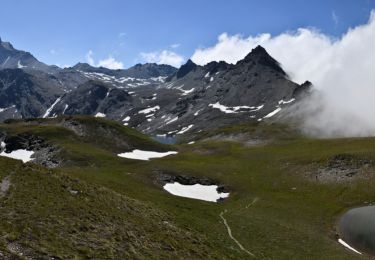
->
0;132;60;168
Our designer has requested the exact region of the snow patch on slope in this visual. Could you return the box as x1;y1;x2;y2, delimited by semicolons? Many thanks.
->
0;142;34;163
43;97;62;118
163;182;229;202
209;102;263;114
138;106;160;114
118;149;177;161
95;112;106;118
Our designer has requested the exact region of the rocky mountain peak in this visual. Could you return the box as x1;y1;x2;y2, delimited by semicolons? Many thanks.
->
203;60;230;74
241;45;286;75
125;63;177;78
293;80;313;98
0;37;15;51
176;59;197;79
72;62;92;70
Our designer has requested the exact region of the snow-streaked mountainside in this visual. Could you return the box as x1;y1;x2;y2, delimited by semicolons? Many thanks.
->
0;37;54;73
0;38;310;136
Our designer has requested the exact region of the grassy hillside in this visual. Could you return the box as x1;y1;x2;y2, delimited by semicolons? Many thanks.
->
1;116;374;258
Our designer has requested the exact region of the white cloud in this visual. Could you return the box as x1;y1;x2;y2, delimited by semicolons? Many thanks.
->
192;33;270;66
86;50;95;66
140;50;184;67
97;57;124;70
85;50;124;69
191;11;375;137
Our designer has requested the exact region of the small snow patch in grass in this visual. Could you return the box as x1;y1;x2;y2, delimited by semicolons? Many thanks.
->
163;182;229;202
0;142;34;163
95;112;106;118
0;149;34;163
118;149;177;161
338;239;362;255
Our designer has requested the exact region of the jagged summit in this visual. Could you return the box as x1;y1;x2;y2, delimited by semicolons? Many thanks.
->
250;45;268;54
0;37;15;51
72;62;92;70
243;45;271;60
0;37;53;72
203;60;230;74
240;45;286;75
176;59;197;78
126;63;177;77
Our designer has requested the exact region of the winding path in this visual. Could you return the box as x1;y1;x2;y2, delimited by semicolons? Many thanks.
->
219;209;256;258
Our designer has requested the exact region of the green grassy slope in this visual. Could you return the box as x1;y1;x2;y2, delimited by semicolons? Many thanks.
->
1;116;374;259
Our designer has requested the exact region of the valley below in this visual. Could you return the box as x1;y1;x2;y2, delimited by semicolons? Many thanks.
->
0;116;374;259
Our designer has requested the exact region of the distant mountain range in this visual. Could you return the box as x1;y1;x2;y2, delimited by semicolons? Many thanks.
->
0;37;311;136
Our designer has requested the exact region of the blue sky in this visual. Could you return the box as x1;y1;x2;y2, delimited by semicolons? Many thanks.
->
0;0;374;68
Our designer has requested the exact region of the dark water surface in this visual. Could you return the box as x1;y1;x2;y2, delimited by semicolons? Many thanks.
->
338;205;375;255
152;135;177;145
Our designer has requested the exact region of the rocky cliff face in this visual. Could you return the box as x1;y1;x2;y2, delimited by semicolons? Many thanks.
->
0;37;55;73
0;69;64;120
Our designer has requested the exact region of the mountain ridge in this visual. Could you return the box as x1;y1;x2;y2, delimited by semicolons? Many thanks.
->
0;38;311;136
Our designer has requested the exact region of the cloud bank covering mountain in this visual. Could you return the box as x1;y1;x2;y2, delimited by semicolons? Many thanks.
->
191;11;375;137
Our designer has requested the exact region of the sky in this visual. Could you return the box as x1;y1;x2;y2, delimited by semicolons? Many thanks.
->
0;0;374;69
